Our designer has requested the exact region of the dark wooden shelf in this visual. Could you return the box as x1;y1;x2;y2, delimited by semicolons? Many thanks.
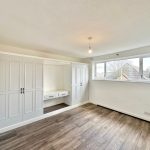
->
44;103;69;114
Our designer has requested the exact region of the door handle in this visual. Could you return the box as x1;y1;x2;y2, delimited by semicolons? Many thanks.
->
20;88;23;94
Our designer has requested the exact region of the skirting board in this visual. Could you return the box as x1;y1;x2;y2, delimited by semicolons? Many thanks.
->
0;101;89;134
90;101;150;122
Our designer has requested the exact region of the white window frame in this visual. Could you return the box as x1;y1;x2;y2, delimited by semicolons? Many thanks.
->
94;62;106;79
92;55;150;83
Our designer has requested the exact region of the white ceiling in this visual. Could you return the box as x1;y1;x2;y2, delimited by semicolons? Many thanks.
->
0;0;150;58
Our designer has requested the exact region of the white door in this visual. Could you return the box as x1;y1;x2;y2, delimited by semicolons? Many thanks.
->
23;62;35;120
23;61;43;120
35;63;43;115
72;64;88;105
0;60;8;128
72;65;76;104
72;64;81;104
0;55;23;128
80;65;89;102
7;58;23;126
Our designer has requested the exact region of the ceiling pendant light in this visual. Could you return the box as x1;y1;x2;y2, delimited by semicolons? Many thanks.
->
88;37;93;54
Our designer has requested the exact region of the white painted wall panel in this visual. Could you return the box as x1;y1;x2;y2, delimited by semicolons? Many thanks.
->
90;80;150;121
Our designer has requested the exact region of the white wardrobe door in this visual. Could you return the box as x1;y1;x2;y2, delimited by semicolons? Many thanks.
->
79;65;84;102
0;55;23;128
7;60;22;125
23;62;35;120
72;64;77;104
23;62;43;120
72;64;89;105
35;64;43;114
80;65;89;102
72;64;81;104
0;60;7;127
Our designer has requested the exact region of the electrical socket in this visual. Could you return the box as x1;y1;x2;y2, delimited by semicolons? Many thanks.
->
144;112;150;116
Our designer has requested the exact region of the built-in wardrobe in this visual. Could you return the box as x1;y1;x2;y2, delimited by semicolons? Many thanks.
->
0;53;89;129
0;54;43;128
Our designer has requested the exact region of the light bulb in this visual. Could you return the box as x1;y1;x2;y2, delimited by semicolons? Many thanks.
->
88;49;92;54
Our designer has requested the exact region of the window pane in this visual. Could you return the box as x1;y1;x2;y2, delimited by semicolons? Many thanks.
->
143;57;150;80
122;58;140;80
95;63;104;79
106;58;140;80
106;60;123;80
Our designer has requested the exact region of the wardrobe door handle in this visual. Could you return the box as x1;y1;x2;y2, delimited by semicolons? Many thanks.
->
20;88;23;94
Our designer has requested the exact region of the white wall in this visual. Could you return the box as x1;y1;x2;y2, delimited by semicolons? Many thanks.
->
90;75;150;122
90;47;150;122
44;65;65;92
91;46;150;62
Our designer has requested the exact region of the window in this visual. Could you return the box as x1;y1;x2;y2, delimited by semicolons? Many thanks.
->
106;60;124;80
106;58;140;81
95;63;105;79
120;58;140;81
143;57;150;80
93;56;150;83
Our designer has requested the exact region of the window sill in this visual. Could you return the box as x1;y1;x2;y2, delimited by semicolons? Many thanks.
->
92;78;150;84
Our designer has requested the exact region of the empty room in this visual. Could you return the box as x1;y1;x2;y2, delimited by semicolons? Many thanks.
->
0;0;150;150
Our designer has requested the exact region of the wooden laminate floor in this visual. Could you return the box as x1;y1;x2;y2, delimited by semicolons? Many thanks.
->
44;103;69;114
0;103;150;150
